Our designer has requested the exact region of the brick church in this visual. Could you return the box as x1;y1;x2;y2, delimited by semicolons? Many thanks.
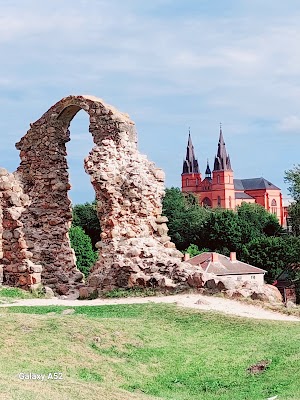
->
181;126;285;225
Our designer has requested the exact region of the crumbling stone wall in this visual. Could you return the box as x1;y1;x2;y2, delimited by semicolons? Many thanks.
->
0;168;42;289
0;95;189;296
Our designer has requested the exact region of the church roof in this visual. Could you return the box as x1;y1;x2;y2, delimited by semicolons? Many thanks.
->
235;192;254;199
213;126;232;171
234;177;280;191
182;132;200;174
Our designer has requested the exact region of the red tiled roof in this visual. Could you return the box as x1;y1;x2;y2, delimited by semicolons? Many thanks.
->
187;252;266;276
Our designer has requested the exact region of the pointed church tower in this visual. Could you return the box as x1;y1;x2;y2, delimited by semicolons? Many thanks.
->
205;159;212;179
181;130;202;193
212;125;235;209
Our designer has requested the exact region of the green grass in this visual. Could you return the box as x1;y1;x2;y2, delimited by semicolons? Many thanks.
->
0;303;299;399
0;286;45;304
0;287;33;301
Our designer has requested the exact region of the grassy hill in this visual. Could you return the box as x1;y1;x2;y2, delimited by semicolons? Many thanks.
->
0;303;299;400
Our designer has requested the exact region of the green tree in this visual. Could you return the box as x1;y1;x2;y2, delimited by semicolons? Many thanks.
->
69;226;98;277
162;187;210;250
72;201;101;248
284;164;300;202
185;244;201;257
236;202;282;243
198;203;282;257
284;165;300;236
240;236;300;282
287;201;300;236
185;244;211;257
201;209;242;254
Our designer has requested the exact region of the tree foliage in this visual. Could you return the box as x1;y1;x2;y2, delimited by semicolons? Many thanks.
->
163;188;283;255
287;201;300;236
201;203;282;254
236;202;282;242
185;244;210;257
185;244;201;257
284;164;300;202
72;201;101;248
284;165;300;236
69;226;98;277
201;209;241;254
240;236;300;282
162;187;210;250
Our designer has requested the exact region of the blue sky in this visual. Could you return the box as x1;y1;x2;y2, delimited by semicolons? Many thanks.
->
1;0;300;204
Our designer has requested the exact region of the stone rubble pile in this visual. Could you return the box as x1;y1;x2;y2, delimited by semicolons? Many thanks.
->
183;267;283;304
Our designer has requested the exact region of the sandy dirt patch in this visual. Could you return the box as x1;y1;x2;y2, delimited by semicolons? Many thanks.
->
0;294;299;322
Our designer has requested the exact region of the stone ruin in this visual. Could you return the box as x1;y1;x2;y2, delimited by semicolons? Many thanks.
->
0;94;283;303
0;95;194;298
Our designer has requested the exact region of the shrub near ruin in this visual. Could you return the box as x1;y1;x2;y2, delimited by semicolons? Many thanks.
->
69;226;98;277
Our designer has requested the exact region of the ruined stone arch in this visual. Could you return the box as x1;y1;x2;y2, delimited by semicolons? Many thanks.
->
0;95;185;296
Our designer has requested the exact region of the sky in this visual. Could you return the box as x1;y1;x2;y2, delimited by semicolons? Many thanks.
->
1;0;300;205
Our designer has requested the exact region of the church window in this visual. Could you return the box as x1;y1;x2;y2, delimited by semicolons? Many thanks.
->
196;178;198;186
186;178;189;186
271;199;277;214
202;197;212;207
229;196;232;208
217;175;220;184
217;196;221;207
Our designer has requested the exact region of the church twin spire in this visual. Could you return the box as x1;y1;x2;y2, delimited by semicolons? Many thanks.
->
182;124;232;175
213;124;232;171
182;129;200;174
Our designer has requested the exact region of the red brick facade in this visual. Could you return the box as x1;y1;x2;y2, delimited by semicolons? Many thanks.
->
181;128;285;225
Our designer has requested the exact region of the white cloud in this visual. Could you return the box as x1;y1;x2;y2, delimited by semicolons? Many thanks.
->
1;0;300;201
278;115;300;133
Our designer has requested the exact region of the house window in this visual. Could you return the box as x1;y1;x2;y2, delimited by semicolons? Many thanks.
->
217;175;220;184
217;196;221;207
271;199;277;214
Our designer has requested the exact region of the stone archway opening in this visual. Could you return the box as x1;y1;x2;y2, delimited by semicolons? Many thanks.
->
66;109;95;205
1;95;185;297
63;108;101;276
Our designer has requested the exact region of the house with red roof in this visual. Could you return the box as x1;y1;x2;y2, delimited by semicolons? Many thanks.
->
185;251;266;285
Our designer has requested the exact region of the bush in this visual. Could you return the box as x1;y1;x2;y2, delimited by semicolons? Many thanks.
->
69;226;98;277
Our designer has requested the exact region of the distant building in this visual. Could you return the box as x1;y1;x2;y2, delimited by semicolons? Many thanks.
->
273;269;299;303
185;251;266;285
181;126;286;225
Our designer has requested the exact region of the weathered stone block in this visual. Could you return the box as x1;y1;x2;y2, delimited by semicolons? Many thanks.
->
79;286;98;299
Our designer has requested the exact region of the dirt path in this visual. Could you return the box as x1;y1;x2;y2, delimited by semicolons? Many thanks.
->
1;294;299;322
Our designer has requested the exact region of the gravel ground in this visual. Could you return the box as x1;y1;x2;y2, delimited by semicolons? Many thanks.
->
0;294;299;321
